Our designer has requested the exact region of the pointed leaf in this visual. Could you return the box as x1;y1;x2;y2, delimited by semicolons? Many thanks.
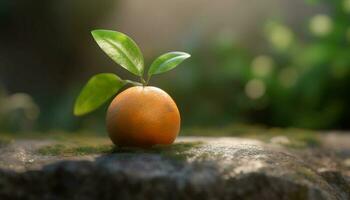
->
74;73;125;116
91;30;144;76
148;52;190;76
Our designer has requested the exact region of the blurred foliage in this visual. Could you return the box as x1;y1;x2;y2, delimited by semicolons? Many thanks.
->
168;0;350;129
0;0;118;133
1;0;350;132
0;86;40;132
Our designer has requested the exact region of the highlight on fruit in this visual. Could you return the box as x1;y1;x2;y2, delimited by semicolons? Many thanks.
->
73;29;190;147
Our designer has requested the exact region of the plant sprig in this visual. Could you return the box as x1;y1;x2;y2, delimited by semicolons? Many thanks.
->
74;29;191;116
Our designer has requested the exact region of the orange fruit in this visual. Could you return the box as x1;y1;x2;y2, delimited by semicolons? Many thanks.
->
106;86;180;147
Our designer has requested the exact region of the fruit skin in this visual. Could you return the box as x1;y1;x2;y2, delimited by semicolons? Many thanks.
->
106;86;180;147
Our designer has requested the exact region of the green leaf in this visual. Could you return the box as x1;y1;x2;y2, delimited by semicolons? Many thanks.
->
148;52;191;76
91;30;144;76
74;73;125;116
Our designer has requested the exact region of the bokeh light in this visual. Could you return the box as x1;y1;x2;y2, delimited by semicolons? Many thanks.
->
251;55;274;78
265;22;294;51
1;0;350;130
343;0;350;13
309;14;333;37
245;79;266;99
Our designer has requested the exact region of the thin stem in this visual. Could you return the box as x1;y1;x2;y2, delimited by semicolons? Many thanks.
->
140;77;147;86
145;75;151;85
140;76;144;84
124;80;143;86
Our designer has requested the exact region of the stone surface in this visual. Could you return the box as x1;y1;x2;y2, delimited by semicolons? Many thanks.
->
0;135;349;200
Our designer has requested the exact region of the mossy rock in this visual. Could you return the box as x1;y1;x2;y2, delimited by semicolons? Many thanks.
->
0;128;349;200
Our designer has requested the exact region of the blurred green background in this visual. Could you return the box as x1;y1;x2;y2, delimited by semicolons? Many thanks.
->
0;0;349;133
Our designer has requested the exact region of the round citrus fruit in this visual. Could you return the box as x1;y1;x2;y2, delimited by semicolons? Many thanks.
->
106;86;180;147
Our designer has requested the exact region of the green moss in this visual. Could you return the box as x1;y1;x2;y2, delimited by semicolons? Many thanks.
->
37;144;65;156
12;124;321;157
294;167;320;183
37;141;203;159
289;132;320;148
152;141;203;159
37;144;114;156
110;141;204;160
74;145;114;155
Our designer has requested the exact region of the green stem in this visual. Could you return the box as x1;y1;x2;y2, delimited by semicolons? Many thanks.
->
124;80;143;86
140;77;147;86
145;75;151;85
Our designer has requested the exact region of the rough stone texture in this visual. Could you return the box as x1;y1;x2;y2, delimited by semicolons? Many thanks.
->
0;136;349;200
